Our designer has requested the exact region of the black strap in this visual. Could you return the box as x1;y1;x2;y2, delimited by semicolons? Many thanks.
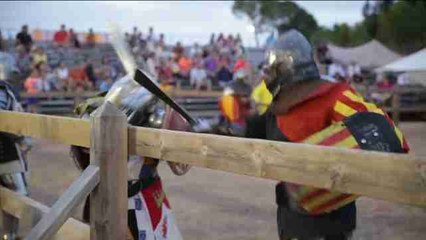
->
127;176;158;197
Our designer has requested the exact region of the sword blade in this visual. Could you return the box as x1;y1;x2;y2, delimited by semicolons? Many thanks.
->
134;69;197;126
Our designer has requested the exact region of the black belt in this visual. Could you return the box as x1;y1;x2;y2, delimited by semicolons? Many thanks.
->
127;176;158;197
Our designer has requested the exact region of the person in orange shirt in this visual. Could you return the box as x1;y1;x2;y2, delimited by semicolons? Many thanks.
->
69;65;92;91
178;53;192;80
24;63;42;112
86;28;96;48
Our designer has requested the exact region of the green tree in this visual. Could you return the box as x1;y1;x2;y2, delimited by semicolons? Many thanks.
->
311;0;425;54
232;0;319;41
311;23;371;47
259;1;318;38
374;1;426;54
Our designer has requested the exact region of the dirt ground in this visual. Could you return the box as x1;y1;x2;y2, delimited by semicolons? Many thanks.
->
23;122;426;239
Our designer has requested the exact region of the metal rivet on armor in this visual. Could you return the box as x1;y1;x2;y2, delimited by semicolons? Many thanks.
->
361;139;367;144
373;132;379;137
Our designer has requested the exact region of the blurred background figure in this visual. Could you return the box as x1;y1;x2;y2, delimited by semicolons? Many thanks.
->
69;28;80;49
53;24;69;48
16;25;33;52
31;46;47;67
86;28;96;48
190;60;210;91
24;62;42;112
55;61;69;91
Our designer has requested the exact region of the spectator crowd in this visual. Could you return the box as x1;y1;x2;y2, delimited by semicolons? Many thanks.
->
125;27;249;91
1;24;120;98
0;24;252;100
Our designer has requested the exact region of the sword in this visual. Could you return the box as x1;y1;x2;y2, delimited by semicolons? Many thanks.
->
108;23;198;127
133;69;197;126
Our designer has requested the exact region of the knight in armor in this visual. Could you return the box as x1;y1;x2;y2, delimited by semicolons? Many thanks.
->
0;80;31;240
70;75;190;240
245;29;410;240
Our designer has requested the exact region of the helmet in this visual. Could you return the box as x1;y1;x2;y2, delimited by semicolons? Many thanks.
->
70;73;191;175
265;29;320;97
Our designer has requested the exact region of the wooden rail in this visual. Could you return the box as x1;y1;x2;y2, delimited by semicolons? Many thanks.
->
0;103;425;239
356;85;426;125
0;185;90;240
25;166;99;240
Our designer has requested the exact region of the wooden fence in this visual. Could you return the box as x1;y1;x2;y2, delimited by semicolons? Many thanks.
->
383;87;426;125
19;90;222;117
354;85;426;125
0;102;425;239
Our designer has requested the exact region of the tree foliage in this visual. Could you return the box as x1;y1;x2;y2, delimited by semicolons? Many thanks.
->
374;1;426;54
232;0;318;38
233;0;426;54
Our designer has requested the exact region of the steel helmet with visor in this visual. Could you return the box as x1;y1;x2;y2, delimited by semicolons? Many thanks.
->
264;29;320;97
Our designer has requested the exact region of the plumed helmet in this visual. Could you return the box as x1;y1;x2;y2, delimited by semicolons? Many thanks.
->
265;29;320;97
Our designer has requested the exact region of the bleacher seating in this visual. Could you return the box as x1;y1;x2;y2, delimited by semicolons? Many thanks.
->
20;91;222;118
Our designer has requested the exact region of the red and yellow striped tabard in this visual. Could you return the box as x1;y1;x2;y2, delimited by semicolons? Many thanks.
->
275;82;409;215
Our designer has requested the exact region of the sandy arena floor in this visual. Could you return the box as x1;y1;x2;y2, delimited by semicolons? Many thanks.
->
23;122;426;239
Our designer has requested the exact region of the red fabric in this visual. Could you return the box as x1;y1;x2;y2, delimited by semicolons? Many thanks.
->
276;82;409;153
233;58;248;73
54;31;69;43
163;107;191;132
219;95;249;126
310;194;354;215
141;179;169;230
317;128;351;146
299;189;329;205
276;82;341;142
69;67;88;82
377;81;394;91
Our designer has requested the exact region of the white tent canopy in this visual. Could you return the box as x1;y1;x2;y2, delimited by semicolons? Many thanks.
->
328;40;401;70
375;48;426;73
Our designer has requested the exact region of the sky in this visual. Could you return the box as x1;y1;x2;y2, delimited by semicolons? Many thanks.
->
0;1;365;47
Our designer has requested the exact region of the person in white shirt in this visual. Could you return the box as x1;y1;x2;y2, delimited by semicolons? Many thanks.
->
147;26;156;43
146;52;158;80
0;50;17;82
328;62;347;82
190;61;211;91
55;61;69;90
397;72;409;86
347;62;360;78
38;62;52;92
328;62;345;78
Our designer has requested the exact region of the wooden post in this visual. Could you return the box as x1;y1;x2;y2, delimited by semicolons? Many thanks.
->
90;102;128;240
392;87;401;125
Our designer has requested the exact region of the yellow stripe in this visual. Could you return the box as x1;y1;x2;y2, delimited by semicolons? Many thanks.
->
334;136;359;148
343;91;384;115
302;191;342;211
289;186;318;201
317;195;358;213
394;126;404;147
221;96;235;121
303;124;345;145
334;101;357;117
